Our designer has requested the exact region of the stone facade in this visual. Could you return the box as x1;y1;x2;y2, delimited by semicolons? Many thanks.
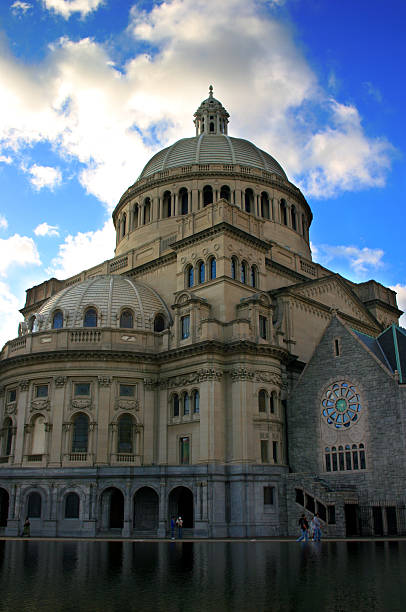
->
0;90;403;537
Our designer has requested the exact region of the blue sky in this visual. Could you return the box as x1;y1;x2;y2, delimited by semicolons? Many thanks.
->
0;0;405;347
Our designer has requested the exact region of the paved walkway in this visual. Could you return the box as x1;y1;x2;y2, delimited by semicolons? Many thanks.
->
2;536;406;543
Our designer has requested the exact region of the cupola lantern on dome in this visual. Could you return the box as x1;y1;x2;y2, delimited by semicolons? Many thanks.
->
193;85;230;136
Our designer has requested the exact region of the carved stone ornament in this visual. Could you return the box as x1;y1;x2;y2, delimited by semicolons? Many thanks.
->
144;378;159;388
198;368;223;382
19;380;30;391
115;399;140;411
255;371;282;386
30;399;50;412
71;399;92;410
98;376;112;387
6;403;17;415
54;376;67;388
230;368;255;382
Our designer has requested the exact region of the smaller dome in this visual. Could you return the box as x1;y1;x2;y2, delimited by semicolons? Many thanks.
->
35;275;171;331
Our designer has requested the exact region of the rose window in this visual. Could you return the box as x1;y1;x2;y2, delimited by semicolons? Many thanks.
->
321;381;361;429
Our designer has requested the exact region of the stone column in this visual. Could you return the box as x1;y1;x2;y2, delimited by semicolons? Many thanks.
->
95;376;112;465
157;382;168;465
122;482;132;537
197;369;224;464
235;189;242;209
49;376;67;466
173;193;178;216
142;380;154;465
158;478;167;537
13;379;30;465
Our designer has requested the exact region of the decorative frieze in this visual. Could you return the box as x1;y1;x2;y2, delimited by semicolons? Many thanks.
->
30;399;50;412
115;399;140;411
255;371;282;386
230;368;255;381
19;380;29;391
98;376;112;387
71;399;92;410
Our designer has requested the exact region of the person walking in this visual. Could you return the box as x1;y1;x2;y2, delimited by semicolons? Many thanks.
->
22;517;30;537
313;513;322;542
170;516;176;540
296;514;309;542
176;516;183;539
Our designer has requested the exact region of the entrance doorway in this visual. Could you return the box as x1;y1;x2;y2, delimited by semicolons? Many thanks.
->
168;487;194;528
100;487;124;530
372;506;384;536
133;487;159;530
386;506;398;535
344;504;360;536
0;489;9;528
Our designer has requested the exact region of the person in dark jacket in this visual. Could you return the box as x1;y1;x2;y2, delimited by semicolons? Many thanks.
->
296;514;309;542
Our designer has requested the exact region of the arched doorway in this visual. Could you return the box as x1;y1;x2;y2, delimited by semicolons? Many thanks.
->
100;487;124;530
168;486;194;528
0;489;9;528
133;487;159;530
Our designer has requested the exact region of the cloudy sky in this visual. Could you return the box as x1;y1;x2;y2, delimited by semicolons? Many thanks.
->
0;0;405;347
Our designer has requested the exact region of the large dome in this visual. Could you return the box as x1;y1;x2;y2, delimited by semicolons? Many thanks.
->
139;134;288;180
36;275;171;330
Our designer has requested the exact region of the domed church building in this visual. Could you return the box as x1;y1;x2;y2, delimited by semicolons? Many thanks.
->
1;88;405;538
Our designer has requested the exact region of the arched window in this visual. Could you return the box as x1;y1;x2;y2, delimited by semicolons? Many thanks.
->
280;199;287;226
201;119;204;134
83;308;97;328
198;261;205;284
209;257;216;280
133;204;139;229
250;265;258;288
179;188;188;215
193;390;199;414
186;264;194;288
65;493;80;519
163;191;172;218
2;418;13;456
240;261;247;284
291;205;297;231
261;192;270;219
270;392;276;414
245;188;254;213
120;309;134;329
258;390;267;413
72;414;89;453
231;256;238;280
118;414;133;453
173;394;180;418
31;416;46;455
121;213;127;237
143;198;151;224
27;492;41;518
220;185;231;202
209;121;215;133
203;185;213;206
302;215;306;237
52;310;63;329
183;393;190;416
154;314;165;332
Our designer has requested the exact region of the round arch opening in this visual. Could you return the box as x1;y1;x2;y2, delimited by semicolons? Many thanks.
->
100;487;124;530
133;487;159;530
168;486;194;528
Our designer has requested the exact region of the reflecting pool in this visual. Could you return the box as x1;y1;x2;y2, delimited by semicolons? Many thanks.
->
0;540;405;611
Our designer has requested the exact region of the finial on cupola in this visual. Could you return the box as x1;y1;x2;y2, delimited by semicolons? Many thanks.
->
209;84;214;98
193;86;230;136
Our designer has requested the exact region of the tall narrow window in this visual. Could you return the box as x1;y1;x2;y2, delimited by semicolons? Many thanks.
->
231;257;237;280
120;309;134;329
258;390;266;413
334;339;340;356
143;198;151;224
181;315;190;339
179;188;188;215
270;392;275;414
198;261;205;284
52;310;63;329
133;204;139;229
180;436;190;464
291;205;297;230
240;261;247;284
259;315;267;340
186;264;194;288
72;414;89;453
65;493;80;519
183;393;190;416
173;394;180;417
31;416;46;455
203;185;213;206
261;440;269;463
163;191;172;218
209;122;214;133
193;390;200;414
118;414;133;453
27;492;42;518
245;188;254;213
251;265;258;288
264;486;274;505
84;308;97;328
154;314;165;332
121;213;127;237
261;192;270;219
220;185;231;202
359;444;366;469
280;199;287;226
209;257;216;280
272;441;278;463
3;418;13;456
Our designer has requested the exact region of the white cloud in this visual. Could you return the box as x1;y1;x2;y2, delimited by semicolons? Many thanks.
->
0;281;22;349
314;244;385;274
0;234;41;276
26;164;62;191
42;0;105;19
34;222;60;237
11;1;32;15
390;284;406;328
0;0;395;211
0;155;12;164
0;215;7;230
47;221;115;278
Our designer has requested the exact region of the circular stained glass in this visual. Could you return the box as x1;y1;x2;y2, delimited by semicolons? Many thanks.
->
321;381;361;429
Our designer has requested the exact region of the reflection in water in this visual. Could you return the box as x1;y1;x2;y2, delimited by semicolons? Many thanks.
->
0;541;405;611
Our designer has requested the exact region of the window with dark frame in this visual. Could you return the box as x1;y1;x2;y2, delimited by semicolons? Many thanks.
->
181;315;190;339
259;315;267;340
74;383;90;397
7;389;16;403
261;439;269;463
119;384;134;397
180;436;190;464
35;385;48;398
264;486;274;505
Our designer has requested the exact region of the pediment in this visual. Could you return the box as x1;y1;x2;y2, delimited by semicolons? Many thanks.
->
291;276;377;327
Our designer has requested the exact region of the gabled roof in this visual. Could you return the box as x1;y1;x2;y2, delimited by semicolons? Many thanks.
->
353;324;406;383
